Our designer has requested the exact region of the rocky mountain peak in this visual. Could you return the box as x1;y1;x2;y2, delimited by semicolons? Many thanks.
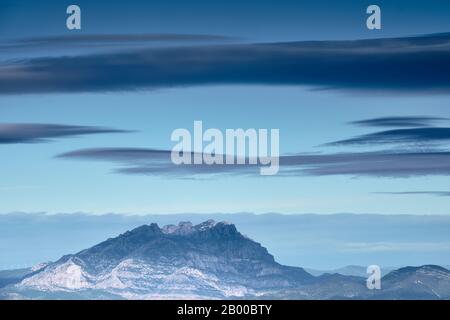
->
59;220;272;272
160;220;235;236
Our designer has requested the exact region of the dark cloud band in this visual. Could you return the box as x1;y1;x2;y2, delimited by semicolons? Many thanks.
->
1;33;450;94
350;116;450;128
327;127;450;146
0;123;132;144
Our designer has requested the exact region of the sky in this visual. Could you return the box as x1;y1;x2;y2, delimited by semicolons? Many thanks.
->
1;0;450;215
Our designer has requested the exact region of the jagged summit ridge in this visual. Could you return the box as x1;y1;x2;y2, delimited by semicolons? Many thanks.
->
73;219;275;269
118;220;236;238
161;219;232;235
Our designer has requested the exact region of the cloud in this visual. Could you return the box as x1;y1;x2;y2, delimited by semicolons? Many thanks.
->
0;123;132;144
350;116;450;128
340;242;450;253
56;148;255;177
375;191;450;197
57;147;450;178
1;32;450;94
279;151;450;177
1;33;235;50
326;127;450;146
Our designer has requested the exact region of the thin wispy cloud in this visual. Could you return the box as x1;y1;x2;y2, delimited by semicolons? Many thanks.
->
340;241;450;253
56;148;256;177
0;123;132;144
1;33;449;94
326;127;450;146
375;191;450;197
279;151;450;177
350;116;450;128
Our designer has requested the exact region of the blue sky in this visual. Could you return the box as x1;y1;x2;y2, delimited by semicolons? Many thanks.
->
1;0;450;215
2;88;450;214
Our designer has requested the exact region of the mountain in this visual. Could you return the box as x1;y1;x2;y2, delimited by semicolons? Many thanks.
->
1;220;449;300
262;265;450;300
5;220;313;299
370;265;450;300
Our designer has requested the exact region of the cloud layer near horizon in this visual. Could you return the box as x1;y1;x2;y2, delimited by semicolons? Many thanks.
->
1;33;450;94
